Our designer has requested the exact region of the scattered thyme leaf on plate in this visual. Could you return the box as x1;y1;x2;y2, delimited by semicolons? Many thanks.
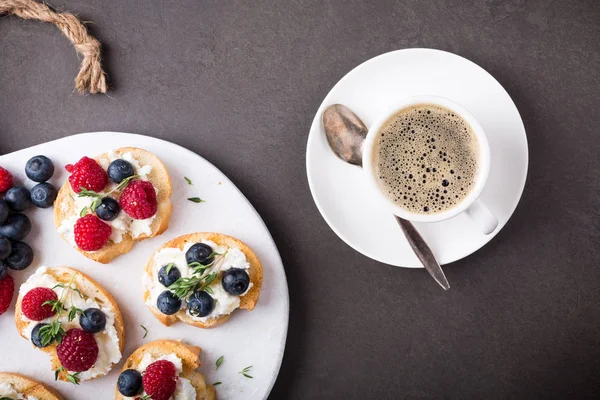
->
239;365;253;378
184;176;193;185
141;324;149;339
216;356;224;370
187;197;205;203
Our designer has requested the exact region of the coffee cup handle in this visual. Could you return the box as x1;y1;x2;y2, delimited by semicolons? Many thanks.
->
464;199;498;235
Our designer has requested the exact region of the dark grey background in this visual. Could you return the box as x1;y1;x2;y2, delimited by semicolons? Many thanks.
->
1;0;599;398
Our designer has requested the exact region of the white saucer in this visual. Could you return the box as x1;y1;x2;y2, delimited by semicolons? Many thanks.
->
306;48;528;267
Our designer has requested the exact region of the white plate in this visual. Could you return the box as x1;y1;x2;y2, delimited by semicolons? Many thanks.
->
306;48;528;267
0;132;289;399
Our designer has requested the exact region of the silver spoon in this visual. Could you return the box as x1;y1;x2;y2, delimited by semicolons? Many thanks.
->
322;104;450;290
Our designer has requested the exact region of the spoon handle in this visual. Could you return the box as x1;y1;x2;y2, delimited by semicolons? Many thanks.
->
395;216;450;290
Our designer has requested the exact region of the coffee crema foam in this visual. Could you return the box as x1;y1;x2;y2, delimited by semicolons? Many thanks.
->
373;104;479;214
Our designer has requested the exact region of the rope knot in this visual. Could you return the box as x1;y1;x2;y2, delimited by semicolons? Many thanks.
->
1;0;108;94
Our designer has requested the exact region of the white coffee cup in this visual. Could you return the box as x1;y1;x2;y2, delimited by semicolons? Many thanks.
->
362;95;498;234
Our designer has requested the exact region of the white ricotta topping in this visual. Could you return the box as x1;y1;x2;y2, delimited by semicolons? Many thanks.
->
144;240;252;322
0;382;39;400
18;267;122;382
124;353;196;400
57;151;156;247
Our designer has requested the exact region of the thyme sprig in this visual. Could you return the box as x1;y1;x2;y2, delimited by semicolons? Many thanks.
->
168;251;228;299
38;320;65;347
55;366;80;385
38;275;83;346
77;175;138;215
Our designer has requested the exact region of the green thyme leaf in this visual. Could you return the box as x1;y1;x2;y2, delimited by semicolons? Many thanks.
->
67;306;83;322
115;175;138;192
79;206;88;217
141;324;149;339
169;276;201;299
78;175;138;202
54;366;64;381
239;365;253;378
216;356;224;370
165;263;176;275
78;187;101;198
90;197;102;211
202;272;217;288
187;197;205;203
204;286;214;295
184;176;192;185
65;371;80;385
42;299;64;315
40;320;65;347
139;395;152;400
212;381;222;386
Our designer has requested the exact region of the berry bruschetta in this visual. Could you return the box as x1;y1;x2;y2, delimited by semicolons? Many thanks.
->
115;340;216;400
54;147;172;263
143;233;262;328
14;266;125;383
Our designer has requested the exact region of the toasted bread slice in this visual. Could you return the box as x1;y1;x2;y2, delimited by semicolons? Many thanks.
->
14;267;125;383
54;147;172;264
144;233;263;328
0;373;63;400
115;339;216;400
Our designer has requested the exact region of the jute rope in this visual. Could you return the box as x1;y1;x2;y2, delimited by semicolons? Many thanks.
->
0;0;108;94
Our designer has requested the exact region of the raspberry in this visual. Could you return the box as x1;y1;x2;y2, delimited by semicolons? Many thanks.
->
0;166;14;193
142;360;177;400
56;328;99;372
0;274;15;315
74;214;112;251
21;287;58;321
119;180;157;220
65;156;107;193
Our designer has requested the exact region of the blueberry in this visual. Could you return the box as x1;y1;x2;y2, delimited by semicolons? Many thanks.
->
0;199;8;225
185;243;214;266
107;159;135;183
30;182;58;208
0;262;7;280
158;264;181;287
79;308;107;333
222;268;250;295
187;290;214;318
117;369;143;397
0;213;31;241
25;155;54;182
157;290;181;315
31;323;53;347
5;241;33;270
0;237;11;260
95;197;120;221
5;186;32;212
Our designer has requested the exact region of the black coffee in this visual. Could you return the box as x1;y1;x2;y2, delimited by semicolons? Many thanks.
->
373;104;479;214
